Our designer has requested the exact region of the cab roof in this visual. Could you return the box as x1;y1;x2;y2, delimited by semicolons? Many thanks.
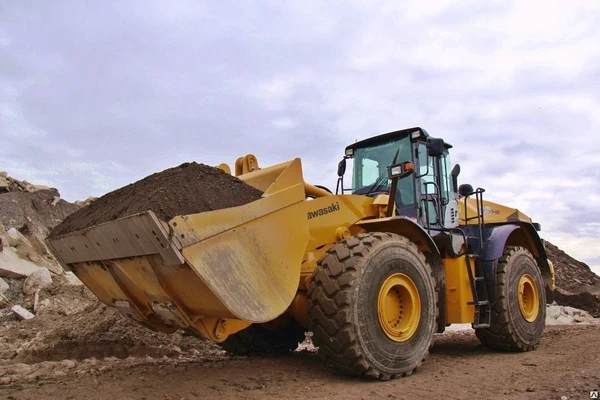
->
345;127;429;153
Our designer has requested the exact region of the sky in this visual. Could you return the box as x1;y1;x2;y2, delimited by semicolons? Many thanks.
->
1;1;599;274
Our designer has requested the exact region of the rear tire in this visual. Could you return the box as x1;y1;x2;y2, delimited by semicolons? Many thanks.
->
219;319;306;356
308;232;437;380
475;246;546;351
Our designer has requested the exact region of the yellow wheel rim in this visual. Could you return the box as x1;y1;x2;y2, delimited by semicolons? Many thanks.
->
377;273;421;342
518;274;540;322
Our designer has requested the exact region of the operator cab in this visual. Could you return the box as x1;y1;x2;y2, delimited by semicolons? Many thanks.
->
340;127;460;232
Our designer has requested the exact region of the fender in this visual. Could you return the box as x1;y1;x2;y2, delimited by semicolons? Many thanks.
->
465;223;554;303
355;216;447;332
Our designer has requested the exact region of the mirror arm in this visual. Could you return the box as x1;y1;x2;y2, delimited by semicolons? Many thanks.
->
386;177;399;217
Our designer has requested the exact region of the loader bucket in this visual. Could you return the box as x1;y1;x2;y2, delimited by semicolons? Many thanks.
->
46;159;310;340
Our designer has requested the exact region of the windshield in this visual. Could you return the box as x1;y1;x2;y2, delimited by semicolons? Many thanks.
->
351;137;416;206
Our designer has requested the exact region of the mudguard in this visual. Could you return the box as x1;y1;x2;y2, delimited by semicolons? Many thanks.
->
465;223;554;303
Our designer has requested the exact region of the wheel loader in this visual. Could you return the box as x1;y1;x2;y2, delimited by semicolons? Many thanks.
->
46;127;555;380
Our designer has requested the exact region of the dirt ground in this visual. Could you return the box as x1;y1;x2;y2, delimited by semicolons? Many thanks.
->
1;325;598;400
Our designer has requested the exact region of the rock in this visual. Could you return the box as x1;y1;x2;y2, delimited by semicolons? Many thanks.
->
23;267;53;296
33;289;40;312
564;307;574;316
0;277;8;295
11;305;34;320
35;298;51;314
6;228;29;247
0;248;41;278
64;271;83;286
13;235;63;275
60;360;77;369
0;175;9;192
546;304;599;325
74;196;98;208
546;305;561;319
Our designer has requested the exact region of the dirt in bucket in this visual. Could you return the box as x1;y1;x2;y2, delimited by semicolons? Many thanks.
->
49;163;263;238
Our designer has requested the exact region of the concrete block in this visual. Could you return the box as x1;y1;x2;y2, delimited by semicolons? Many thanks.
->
11;305;34;320
23;267;53;295
0;249;41;278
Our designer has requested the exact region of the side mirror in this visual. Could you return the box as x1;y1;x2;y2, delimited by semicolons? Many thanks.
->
427;138;445;157
458;183;474;197
451;164;461;193
388;161;415;180
337;158;346;177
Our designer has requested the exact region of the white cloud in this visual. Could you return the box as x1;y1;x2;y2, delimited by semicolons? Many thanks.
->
252;73;311;110
1;0;599;270
271;117;297;130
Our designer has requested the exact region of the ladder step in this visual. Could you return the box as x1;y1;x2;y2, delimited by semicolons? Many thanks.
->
468;300;489;306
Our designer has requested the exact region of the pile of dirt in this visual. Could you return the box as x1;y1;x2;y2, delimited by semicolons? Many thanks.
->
50;162;263;238
545;241;600;317
0;275;219;364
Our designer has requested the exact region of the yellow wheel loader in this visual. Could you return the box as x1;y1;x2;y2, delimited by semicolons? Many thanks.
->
46;127;554;380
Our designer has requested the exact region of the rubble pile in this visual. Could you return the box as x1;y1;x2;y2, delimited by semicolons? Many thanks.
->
0;171;82;325
0;273;220;366
0;171;54;194
546;242;600;317
0;171;80;278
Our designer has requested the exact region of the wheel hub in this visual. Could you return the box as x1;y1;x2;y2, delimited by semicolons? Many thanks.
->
377;273;421;342
518;274;540;322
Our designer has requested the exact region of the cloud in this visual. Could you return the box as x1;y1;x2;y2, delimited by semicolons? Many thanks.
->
1;0;599;270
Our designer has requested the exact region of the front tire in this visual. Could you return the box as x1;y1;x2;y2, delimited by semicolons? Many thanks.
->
308;233;437;380
475;246;546;351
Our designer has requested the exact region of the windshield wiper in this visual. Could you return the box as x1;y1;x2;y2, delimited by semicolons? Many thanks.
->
365;148;401;197
365;170;389;196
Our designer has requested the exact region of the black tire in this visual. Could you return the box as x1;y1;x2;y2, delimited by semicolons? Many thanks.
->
219;319;306;356
475;246;546;351
308;232;437;380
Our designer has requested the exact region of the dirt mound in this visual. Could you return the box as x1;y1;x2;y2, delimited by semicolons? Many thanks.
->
13;304;217;363
546;241;600;317
50;162;263;238
545;242;600;292
0;275;219;364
